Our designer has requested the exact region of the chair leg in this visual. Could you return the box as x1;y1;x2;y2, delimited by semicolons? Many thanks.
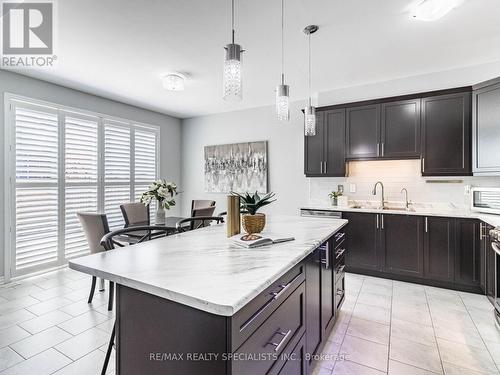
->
88;276;96;304
108;281;114;311
99;278;105;292
101;321;116;375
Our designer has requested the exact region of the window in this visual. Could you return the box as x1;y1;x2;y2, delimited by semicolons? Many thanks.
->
6;96;159;277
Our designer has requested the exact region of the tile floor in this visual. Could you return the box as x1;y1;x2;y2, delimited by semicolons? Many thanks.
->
0;269;498;374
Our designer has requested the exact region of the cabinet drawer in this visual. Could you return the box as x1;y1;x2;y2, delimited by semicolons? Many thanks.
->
334;246;346;266
231;263;305;351
335;275;345;312
231;282;306;375
334;256;346;283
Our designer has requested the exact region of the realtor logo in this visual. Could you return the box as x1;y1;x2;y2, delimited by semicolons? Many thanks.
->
1;1;56;67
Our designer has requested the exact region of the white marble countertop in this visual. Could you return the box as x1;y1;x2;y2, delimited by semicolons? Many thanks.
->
69;215;347;316
301;204;500;227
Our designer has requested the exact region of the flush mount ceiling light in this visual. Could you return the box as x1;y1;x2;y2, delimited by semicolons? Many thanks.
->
223;0;244;101
303;25;318;137
275;0;290;122
411;0;464;21
162;73;186;91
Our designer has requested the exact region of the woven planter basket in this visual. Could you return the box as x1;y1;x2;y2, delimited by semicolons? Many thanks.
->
242;213;266;234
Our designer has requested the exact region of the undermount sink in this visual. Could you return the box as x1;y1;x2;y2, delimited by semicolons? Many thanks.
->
350;205;415;213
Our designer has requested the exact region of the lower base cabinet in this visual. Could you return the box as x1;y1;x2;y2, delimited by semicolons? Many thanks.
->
345;211;483;293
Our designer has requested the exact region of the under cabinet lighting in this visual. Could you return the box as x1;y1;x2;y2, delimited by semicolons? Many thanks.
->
411;0;464;21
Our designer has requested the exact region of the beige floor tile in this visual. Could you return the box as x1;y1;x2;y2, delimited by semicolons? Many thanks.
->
57;310;110;335
25;296;73;316
0;347;24;371
352;303;391;325
55;328;109;360
18;310;73;334
357;292;392;309
442;361;499;375
347;317;390;345
0;326;31;349
0;309;36;330
0;348;72;375
390;336;442;374
391;318;436;347
340;335;389;372
392;301;432;326
438;338;498;374
52;349;106;375
10;326;72;359
333;360;386;374
389;360;441;375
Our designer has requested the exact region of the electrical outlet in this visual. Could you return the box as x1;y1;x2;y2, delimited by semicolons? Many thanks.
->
349;184;356;193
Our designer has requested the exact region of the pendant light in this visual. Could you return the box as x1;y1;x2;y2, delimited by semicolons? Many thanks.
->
303;25;318;136
223;0;243;101
275;0;289;122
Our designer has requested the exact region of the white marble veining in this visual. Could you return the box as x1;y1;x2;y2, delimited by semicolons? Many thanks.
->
301;203;500;227
69;215;347;316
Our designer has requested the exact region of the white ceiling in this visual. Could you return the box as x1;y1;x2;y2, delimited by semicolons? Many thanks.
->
9;0;500;118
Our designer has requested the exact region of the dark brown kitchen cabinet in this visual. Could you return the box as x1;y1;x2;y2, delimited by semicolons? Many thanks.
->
304;109;345;177
473;78;500;175
346;104;380;159
421;92;472;176
305;249;321;371
423;217;455;283
455;219;481;289
380;99;421;159
380;214;424;278
344;212;380;271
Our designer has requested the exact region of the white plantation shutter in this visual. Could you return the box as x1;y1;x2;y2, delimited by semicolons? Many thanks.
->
8;97;159;277
14;105;59;272
64;115;99;258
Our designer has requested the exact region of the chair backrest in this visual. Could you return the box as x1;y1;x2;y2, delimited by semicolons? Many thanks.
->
100;225;170;251
191;200;216;216
120;202;150;227
217;209;249;216
77;213;110;254
176;216;224;233
192;206;216;230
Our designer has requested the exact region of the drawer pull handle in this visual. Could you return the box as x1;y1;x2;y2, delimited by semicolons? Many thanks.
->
337;265;346;274
335;248;346;260
321;242;330;269
335;232;345;241
267;329;292;352
270;273;302;300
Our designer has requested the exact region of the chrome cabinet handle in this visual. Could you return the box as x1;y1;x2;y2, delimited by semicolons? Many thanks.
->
425;217;428;233
381;214;384;230
335;248;346;260
376;214;379;229
324;161;327;174
320;162;323;174
480;223;485;240
321;242;330;269
337;264;346;274
377;143;380;157
381;142;384;156
267;329;292;352
422;158;425;172
492;242;500;256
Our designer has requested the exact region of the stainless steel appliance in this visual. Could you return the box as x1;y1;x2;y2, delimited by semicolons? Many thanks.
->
471;187;500;214
300;209;342;218
488;227;500;326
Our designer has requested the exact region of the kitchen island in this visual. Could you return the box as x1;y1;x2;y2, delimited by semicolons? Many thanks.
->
69;215;348;375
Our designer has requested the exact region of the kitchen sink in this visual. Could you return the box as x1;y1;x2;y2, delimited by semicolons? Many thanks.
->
350;205;415;212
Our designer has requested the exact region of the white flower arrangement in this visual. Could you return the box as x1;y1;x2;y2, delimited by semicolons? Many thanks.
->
140;179;178;210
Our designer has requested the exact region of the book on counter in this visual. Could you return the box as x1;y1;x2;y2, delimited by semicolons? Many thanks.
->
231;233;295;248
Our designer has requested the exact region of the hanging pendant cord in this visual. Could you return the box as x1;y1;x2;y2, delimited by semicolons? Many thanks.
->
281;0;284;85
308;32;312;106
231;0;235;43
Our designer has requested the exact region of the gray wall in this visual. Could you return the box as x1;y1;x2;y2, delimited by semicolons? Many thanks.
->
181;100;309;217
0;70;182;278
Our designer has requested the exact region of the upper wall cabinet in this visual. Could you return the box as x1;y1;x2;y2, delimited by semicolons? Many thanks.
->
421;92;472;176
473;78;500;176
380;99;421;159
345;104;380;159
304;109;346;177
345;99;421;160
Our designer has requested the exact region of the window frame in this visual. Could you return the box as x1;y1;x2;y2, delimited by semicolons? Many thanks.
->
4;93;160;281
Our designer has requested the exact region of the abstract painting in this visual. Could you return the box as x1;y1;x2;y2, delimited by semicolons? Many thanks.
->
204;141;268;193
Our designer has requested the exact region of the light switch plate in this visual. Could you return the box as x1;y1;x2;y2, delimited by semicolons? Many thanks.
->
349;184;356;193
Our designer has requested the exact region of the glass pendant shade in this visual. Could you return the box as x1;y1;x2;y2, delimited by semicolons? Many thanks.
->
276;84;290;122
304;104;316;136
223;43;242;101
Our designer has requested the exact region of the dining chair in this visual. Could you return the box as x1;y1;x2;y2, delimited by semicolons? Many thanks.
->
77;212;113;308
190;199;216;216
176;216;224;232
120;202;150;227
190;206;217;230
217;209;249;216
99;224;170;375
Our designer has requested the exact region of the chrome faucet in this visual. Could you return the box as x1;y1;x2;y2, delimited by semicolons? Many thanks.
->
401;188;410;210
372;181;385;209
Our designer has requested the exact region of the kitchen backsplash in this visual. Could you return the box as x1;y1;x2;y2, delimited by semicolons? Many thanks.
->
307;160;500;209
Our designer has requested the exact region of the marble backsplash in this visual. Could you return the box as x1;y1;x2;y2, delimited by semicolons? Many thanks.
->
307;160;500;210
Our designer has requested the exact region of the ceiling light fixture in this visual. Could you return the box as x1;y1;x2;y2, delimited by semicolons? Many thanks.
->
162;73;186;91
276;0;289;122
223;0;244;101
411;0;463;21
303;25;318;137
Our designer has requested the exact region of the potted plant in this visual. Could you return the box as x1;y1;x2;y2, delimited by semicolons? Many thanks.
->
328;191;342;206
140;179;178;224
230;191;276;239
